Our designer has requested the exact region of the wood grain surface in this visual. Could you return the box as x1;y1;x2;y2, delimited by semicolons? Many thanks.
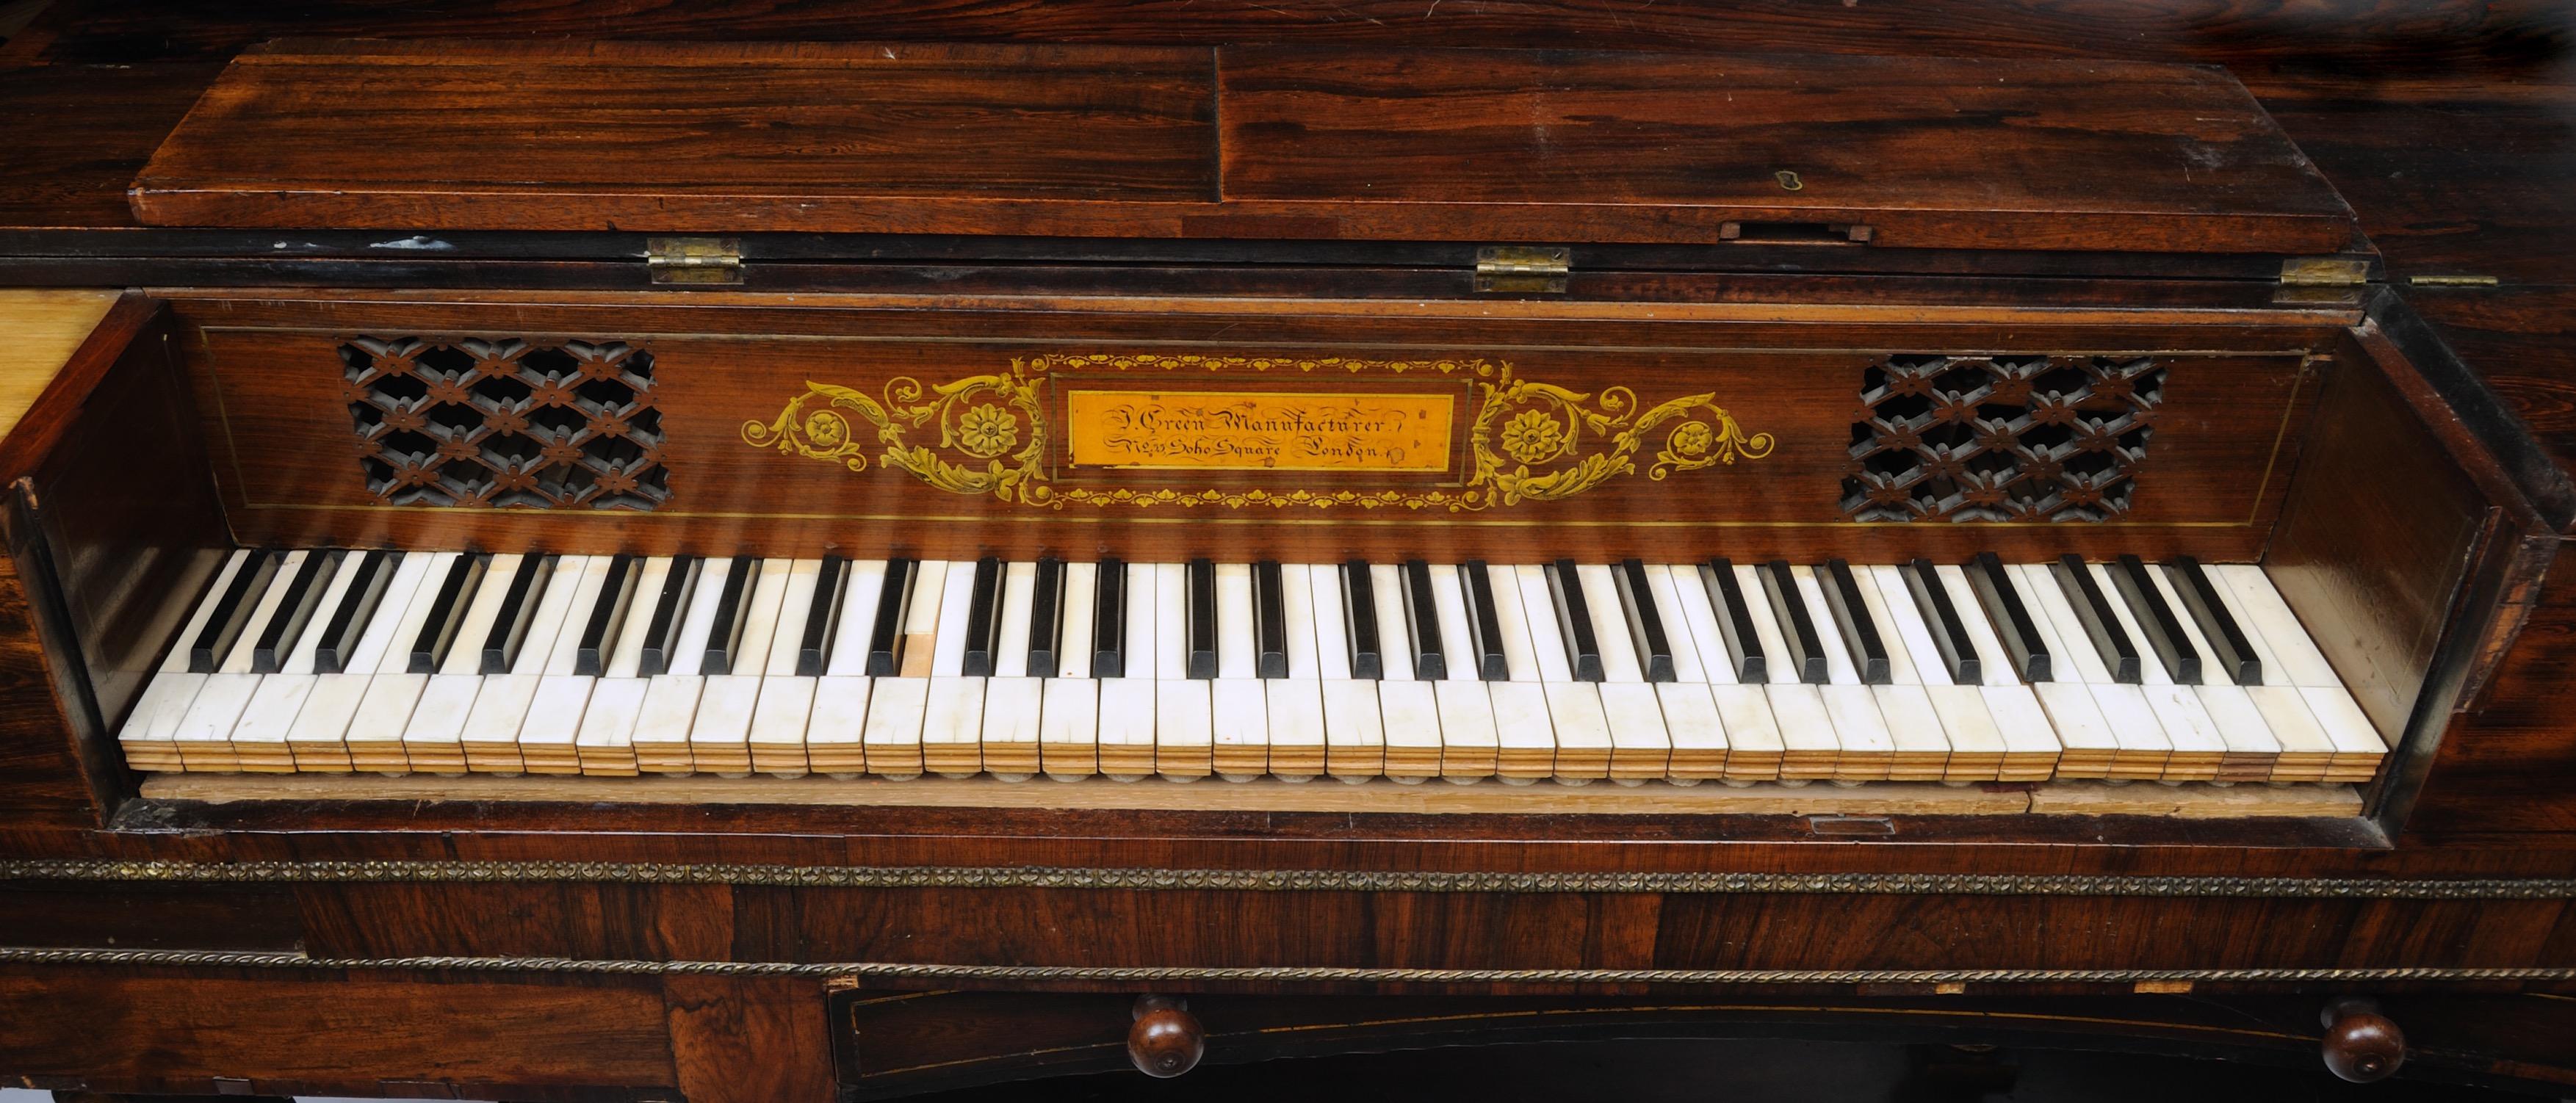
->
126;40;2358;253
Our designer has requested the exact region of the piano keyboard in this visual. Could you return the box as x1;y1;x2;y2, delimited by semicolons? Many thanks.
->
116;549;2386;786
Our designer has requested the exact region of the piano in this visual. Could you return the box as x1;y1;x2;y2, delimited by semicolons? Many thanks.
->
2;22;2574;1102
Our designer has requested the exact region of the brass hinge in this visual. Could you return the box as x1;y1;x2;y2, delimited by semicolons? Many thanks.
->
646;236;743;285
1474;245;1570;294
2279;256;2370;286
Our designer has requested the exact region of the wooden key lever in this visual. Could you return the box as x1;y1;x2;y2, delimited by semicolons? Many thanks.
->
1128;994;1205;1078
2319;997;2404;1083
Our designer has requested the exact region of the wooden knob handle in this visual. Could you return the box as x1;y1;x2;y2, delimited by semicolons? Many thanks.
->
2320;997;2406;1083
1127;994;1205;1078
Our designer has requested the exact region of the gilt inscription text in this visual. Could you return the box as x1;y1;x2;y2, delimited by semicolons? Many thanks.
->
1066;390;1454;472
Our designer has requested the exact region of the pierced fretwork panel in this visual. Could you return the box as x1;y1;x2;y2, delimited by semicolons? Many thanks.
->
339;336;671;510
1841;354;2164;523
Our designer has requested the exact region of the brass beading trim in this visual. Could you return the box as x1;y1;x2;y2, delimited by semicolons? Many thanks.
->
5;860;2575;899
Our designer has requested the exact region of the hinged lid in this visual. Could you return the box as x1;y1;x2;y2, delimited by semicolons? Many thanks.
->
129;40;2362;261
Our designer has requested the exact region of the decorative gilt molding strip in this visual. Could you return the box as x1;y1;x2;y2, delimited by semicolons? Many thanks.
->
0;948;2571;985
6;860;2576;899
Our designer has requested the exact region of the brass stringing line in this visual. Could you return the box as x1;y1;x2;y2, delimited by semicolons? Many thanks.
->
0;950;2567;985
4;861;2573;898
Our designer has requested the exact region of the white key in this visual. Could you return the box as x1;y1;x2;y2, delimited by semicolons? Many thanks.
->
1648;565;1709;683
1485;563;1542;684
405;552;515;772
1741;564;1800;688
122;551;257;767
1935;564;2024;690
981;676;1042;778
2302;686;2387;756
1123;561;1155;681
1433;680;1498;778
1153;563;1187;681
236;552;365;768
1282;563;1321;676
1541;681;1612;781
923;675;985;776
699;563;794;772
173;672;259;769
1512;565;1574;683
2248;684;2337;779
1871;683;1949;780
435;553;519;677
1320;679;1383;781
1427;564;1479;684
826;559;887;677
1371;563;1414;681
1216;563;1256;681
1578;564;1643;683
574;678;648;775
1767;683;1838;779
2087;563;2204;773
220;550;309;674
631;674;706;766
762;560;823;676
1922;684;2005;775
524;673;598;774
1859;566;1927;685
1056;562;1099;680
1097;677;1156;778
539;556;615;677
750;560;823;775
929;560;980;678
1379;679;1441;780
1155;678;1212;779
466;556;588;772
611;557;675;678
1039;676;1099;778
807;675;872;776
668;559;731;679
1820;684;1894;778
862;674;930;777
1489;680;1554;781
1598;681;1669;780
2211;565;2341;688
344;550;463;769
1790;565;1862;687
2014;563;2111;684
2034;681;2119;775
995;561;1037;676
2147;565;2283;763
1211;678;1268;778
1265;676;1324;779
1307;564;1352;679
1657;681;1728;781
1711;682;1783;781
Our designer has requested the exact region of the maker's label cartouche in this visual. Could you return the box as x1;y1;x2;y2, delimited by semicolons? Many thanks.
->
1066;390;1454;472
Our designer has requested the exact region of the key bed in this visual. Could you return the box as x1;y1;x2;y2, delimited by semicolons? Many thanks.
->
118;551;2392;789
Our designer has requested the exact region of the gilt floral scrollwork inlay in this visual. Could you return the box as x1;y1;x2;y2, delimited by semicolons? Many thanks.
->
743;354;1772;511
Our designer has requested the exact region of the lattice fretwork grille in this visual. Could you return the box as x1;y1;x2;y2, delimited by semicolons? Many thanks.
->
1841;354;2164;523
339;336;671;510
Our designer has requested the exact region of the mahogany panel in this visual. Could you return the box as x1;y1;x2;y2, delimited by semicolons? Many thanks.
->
26;0;2569;71
663;975;837;1103
0;969;677;1098
168;292;2324;564
0;557;101;827
129;40;2356;254
0;880;303;951
2409;555;2576;835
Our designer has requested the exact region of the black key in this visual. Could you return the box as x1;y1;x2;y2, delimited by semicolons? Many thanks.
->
189;548;281;673
2110;554;2199;684
1252;560;1289;679
960;556;1006;678
478;553;557;674
1698;559;1767;682
407;552;490;674
1964;552;2050;682
2167;556;2260;686
1900;558;1980;686
251;549;342;673
639;555;704;677
313;549;398;676
1460;560;1509;681
575;553;641;677
1611;559;1675;682
699;556;761;676
1401;560;1446;681
1757;560;1828;684
1026;557;1066;678
863;558;916;677
1545;558;1605;682
1341;560;1384;680
795;555;850;677
1816;559;1891;686
2052;554;2140;684
1185;558;1217;680
1091;557;1128;679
